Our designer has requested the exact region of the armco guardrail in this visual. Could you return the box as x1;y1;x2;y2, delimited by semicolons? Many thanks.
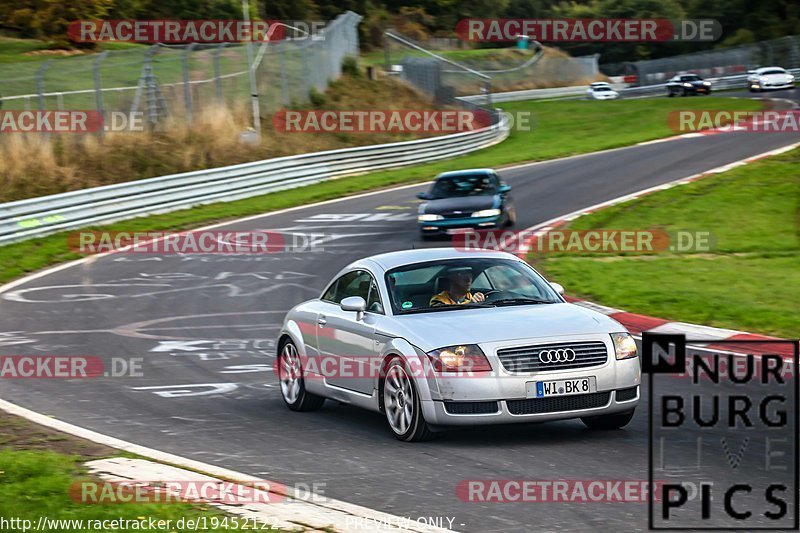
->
461;69;800;103
0;117;508;245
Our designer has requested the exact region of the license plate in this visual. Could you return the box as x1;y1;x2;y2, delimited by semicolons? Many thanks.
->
446;228;473;235
526;377;597;398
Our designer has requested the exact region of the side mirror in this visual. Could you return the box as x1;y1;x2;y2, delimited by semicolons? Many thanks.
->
417;192;429;200
549;282;565;296
498;184;511;193
340;296;367;320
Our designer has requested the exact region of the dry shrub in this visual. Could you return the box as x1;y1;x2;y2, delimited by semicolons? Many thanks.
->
0;73;452;203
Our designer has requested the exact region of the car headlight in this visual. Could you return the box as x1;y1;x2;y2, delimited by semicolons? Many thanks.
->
789;75;795;81
471;209;501;218
611;332;638;360
703;81;711;86
418;214;443;222
426;344;492;372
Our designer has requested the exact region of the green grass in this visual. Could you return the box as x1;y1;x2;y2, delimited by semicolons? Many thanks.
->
534;148;800;338
0;449;286;532
0;96;763;286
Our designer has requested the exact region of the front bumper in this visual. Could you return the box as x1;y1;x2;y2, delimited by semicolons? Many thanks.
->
422;386;639;426
418;335;641;426
751;82;794;90
420;215;501;234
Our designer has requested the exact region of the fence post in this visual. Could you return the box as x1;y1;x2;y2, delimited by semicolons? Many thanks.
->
35;60;52;111
93;52;109;139
213;43;225;105
278;42;289;107
182;43;196;122
301;41;312;101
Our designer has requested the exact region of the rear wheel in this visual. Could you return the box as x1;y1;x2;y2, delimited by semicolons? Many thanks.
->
278;340;324;411
582;409;635;430
382;358;433;442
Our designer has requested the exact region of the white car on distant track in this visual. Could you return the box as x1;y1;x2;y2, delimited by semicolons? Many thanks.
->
277;248;641;442
587;82;620;100
747;67;795;91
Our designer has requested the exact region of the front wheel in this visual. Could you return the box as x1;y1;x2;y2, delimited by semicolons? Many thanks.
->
582;409;635;430
278;340;324;411
382;358;433;442
504;206;516;227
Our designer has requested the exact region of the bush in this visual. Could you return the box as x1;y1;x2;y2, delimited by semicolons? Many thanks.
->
342;56;360;77
309;87;326;107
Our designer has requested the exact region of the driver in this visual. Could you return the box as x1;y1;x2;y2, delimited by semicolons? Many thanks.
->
429;266;486;307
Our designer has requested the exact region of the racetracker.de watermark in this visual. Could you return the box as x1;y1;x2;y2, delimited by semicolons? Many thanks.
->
273;110;533;133
456;19;721;42
68;230;326;255
451;229;713;254
456;480;664;502
68;20;289;43
0;111;143;133
669;110;800;133
0;356;142;378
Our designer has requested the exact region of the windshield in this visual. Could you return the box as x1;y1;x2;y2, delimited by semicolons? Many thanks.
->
594;87;613;92
761;69;786;75
385;258;561;314
428;174;497;199
682;75;702;81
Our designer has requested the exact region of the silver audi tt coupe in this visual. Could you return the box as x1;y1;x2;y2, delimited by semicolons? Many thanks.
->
277;248;641;441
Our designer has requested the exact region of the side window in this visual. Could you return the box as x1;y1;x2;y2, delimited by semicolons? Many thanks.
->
471;271;492;292
335;270;371;302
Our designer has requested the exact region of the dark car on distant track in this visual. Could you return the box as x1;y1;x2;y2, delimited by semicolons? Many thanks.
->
417;169;516;238
666;74;712;96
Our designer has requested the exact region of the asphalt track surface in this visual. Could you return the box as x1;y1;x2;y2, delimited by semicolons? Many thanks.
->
1;89;799;532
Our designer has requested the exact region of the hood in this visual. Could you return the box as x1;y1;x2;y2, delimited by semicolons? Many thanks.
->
422;195;497;215
386;303;622;351
760;73;793;81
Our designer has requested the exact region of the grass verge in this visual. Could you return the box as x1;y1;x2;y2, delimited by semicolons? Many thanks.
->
0;411;285;532
0;96;763;286
533;148;800;338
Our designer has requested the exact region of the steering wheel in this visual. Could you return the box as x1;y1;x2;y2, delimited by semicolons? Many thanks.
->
480;289;502;301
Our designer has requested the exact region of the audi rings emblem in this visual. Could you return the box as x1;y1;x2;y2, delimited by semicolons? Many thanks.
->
538;348;576;363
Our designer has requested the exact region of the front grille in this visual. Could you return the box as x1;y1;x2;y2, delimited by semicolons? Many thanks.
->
440;212;472;219
507;392;611;415
616;386;638;402
496;341;608;373
443;401;499;415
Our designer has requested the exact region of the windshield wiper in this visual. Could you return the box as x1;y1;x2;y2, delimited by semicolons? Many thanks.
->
490;298;553;306
400;303;494;314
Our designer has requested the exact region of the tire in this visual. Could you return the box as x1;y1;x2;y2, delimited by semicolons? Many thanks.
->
278;339;325;411
666;90;674;98
581;409;635;430
504;206;516;227
382;357;433;442
681;88;688;97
